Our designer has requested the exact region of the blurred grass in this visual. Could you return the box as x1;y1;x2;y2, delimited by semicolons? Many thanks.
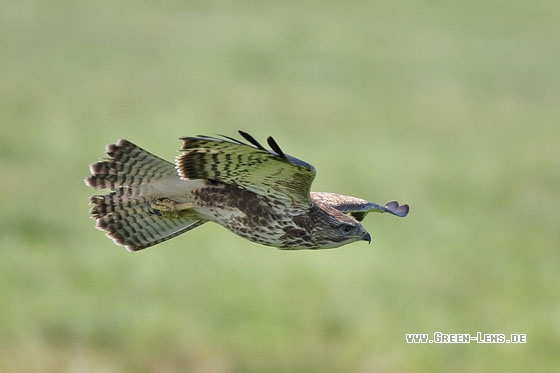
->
1;0;559;371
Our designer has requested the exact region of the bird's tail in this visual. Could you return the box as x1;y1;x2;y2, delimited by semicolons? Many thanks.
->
85;139;204;251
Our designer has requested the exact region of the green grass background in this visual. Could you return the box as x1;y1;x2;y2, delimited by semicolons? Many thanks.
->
1;0;558;371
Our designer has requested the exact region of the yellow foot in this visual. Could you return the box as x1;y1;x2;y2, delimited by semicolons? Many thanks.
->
150;198;193;218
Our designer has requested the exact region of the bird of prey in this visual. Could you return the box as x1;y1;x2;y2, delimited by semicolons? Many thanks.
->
85;131;409;251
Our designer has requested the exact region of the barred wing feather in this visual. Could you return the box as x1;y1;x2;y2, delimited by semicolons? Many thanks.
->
176;131;316;211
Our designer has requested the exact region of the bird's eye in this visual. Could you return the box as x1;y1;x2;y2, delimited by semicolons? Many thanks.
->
341;224;353;233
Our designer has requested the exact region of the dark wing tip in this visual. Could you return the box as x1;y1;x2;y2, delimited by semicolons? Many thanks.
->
238;130;267;151
238;131;289;159
267;136;286;158
384;201;410;217
181;131;290;160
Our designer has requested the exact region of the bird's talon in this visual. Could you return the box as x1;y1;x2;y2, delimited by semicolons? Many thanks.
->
150;198;193;218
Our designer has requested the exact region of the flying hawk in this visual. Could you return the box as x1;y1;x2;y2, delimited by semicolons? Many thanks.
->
85;131;409;251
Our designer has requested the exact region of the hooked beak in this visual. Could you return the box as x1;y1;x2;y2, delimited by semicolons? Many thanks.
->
362;231;371;244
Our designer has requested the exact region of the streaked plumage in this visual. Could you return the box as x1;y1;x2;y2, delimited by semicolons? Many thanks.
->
85;131;409;251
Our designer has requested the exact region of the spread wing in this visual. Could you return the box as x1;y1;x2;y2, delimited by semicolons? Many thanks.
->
176;131;316;210
311;192;409;221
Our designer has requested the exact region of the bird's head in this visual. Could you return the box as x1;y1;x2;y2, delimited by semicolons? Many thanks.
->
309;206;371;249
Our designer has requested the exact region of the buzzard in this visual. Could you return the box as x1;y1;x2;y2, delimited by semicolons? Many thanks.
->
85;131;409;251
